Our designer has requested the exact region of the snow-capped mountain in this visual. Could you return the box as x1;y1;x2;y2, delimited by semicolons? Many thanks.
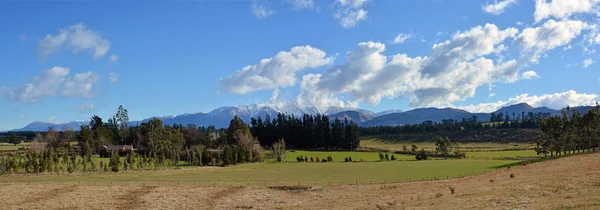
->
375;109;403;116
10;102;595;131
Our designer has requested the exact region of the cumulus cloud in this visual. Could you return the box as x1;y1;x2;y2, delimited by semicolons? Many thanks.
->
62;72;99;98
38;23;111;61
583;58;594;68
534;0;600;23
333;0;370;28
392;33;412;44
286;0;314;10
517;19;590;63
482;0;518;15
454;90;598;113
251;2;275;19
293;24;523;110
336;0;370;8
333;8;368;28
219;46;334;94
521;70;540;79
109;73;119;84
0;66;69;103
77;103;95;113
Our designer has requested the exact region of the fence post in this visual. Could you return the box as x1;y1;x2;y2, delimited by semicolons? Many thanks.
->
314;181;316;186
341;181;343;185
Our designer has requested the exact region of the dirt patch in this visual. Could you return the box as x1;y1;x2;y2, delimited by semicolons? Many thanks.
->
23;185;78;204
115;186;156;209
267;185;317;192
206;187;243;208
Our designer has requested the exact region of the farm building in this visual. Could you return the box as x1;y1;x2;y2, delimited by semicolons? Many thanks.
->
98;145;135;157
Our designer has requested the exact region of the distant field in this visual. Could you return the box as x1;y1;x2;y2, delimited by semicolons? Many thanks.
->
284;150;414;162
0;159;516;186
465;150;540;159
0;143;27;151
361;138;535;152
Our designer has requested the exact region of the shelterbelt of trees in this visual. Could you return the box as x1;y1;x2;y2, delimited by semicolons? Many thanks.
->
249;113;361;150
538;105;600;157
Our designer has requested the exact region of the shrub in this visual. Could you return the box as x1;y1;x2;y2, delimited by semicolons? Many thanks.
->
384;153;390;161
327;155;333;162
344;157;349;162
510;173;515;178
109;151;121;173
321;158;327;162
348;157;353;162
310;157;314;162
304;156;308;162
448;186;455;194
379;153;385;161
315;157;320;162
390;155;397;161
415;149;428;161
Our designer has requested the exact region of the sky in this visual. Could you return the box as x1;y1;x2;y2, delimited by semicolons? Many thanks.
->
1;0;600;131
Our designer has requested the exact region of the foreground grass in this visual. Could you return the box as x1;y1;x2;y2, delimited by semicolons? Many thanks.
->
1;159;516;186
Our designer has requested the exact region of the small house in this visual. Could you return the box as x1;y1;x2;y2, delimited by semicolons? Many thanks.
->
98;145;135;157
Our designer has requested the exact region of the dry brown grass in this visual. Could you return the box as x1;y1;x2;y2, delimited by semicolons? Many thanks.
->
1;152;599;210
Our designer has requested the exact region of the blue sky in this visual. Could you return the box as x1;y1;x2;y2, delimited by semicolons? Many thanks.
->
1;0;599;130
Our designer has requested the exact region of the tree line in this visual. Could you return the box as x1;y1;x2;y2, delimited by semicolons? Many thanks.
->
361;112;551;136
249;113;361;150
538;105;600;157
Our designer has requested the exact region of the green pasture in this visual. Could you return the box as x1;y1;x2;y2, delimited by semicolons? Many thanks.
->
360;138;535;152
0;158;517;186
283;150;414;162
465;150;540;159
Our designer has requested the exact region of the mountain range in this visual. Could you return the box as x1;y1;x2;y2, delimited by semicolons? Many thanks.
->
10;102;595;132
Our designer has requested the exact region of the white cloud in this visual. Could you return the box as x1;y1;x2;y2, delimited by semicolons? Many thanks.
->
333;0;370;28
333;8;368;28
583;58;594;68
335;0;370;9
219;45;334;94
489;93;496;97
0;66;69;103
38;23;111;61
521;70;540;79
109;73;119;84
77;103;95;113
534;0;600;23
392;33;412;44
286;0;314;10
109;54;118;63
563;45;573;51
62;72;99;98
251;2;275;19
516;21;524;26
454;90;598;113
517;19;589;63
295;24;521;109
482;0;518;15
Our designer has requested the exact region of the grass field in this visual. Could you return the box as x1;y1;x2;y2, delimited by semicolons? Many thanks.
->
2;152;598;209
360;138;535;152
465;150;540;159
284;150;414;162
0;159;516;186
0;143;27;151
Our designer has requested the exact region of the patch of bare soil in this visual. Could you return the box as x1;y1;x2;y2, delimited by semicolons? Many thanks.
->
1;152;599;210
